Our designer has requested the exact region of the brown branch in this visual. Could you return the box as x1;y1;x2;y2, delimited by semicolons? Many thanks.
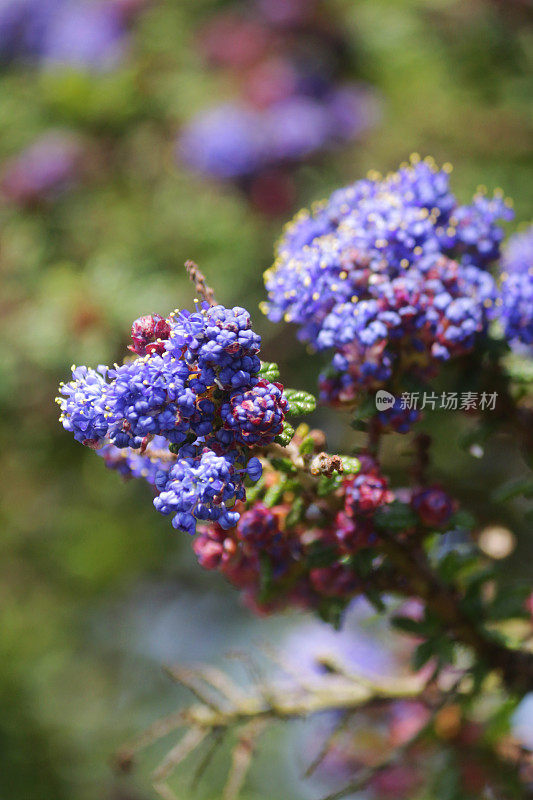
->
122;668;427;800
184;260;216;306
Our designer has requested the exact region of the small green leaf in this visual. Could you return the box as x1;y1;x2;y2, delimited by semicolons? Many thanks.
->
317;598;348;629
275;421;295;446
306;542;339;568
263;477;287;507
283;388;317;416
392;616;430;636
352;548;375;578
258;554;274;603
448;510;476;530
493;477;533;503
436;550;478;584
258;361;280;381
317;473;343;496
412;639;435;670
339;456;360;475
374;501;417;532
270;457;297;475
365;588;386;613
298;435;315;456
285;496;305;528
488;584;530;621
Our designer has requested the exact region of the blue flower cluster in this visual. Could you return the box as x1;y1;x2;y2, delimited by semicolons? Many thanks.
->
58;304;288;534
498;226;533;346
0;0;140;70
263;157;513;418
221;379;288;446
97;435;171;484
176;0;378;207
178;88;377;182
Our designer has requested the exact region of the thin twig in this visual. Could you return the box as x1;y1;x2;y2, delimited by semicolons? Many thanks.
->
152;726;208;783
164;665;225;712
223;719;269;800
304;709;353;778
185;260;216;306
190;726;227;791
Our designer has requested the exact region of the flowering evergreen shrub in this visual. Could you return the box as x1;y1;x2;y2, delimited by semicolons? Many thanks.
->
60;159;533;800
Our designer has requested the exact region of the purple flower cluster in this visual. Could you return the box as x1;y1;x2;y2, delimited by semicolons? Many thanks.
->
498;226;533;346
98;434;171;484
178;86;377;182
1;131;82;206
264;157;513;417
0;0;142;70
221;378;288;446
176;1;378;213
57;365;110;445
58;304;288;534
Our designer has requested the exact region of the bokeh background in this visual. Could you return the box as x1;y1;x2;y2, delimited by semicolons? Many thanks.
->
1;1;532;798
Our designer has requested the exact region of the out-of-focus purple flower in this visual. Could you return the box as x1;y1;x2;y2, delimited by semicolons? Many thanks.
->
327;83;381;142
42;1;127;70
0;0;142;69
0;0;61;62
498;225;533;346
265;96;331;160
281;599;409;680
1;131;82;206
178;104;268;179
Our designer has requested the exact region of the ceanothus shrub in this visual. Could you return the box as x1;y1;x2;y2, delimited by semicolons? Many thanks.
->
60;158;533;800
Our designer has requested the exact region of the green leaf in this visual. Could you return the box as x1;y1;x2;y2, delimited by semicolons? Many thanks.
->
263;477;287;508
448;509;476;530
488;584;530;621
338;455;360;475
350;396;376;428
436;550;478;584
258;361;280;381
503;353;533;384
258;554;274;604
283;388;317;416
274;421;295;446
270;457;297;475
306;543;339;568
365;588;386;613
298;435;316;456
285;496;305;528
412;639;435;671
317;473;343;496
244;475;265;502
374;501;417;532
392;616;431;636
317;598;348;629
352;548;375;578
492;477;533;503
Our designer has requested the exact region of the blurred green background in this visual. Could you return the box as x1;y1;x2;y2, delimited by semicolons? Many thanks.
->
0;1;531;798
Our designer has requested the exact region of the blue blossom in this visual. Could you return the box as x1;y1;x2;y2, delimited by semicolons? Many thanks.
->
178;104;268;179
0;0;135;70
97;435;171;484
221;379;288;446
58;301;274;533
498;226;533;346
153;450;246;535
57;365;111;445
264;158;510;410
